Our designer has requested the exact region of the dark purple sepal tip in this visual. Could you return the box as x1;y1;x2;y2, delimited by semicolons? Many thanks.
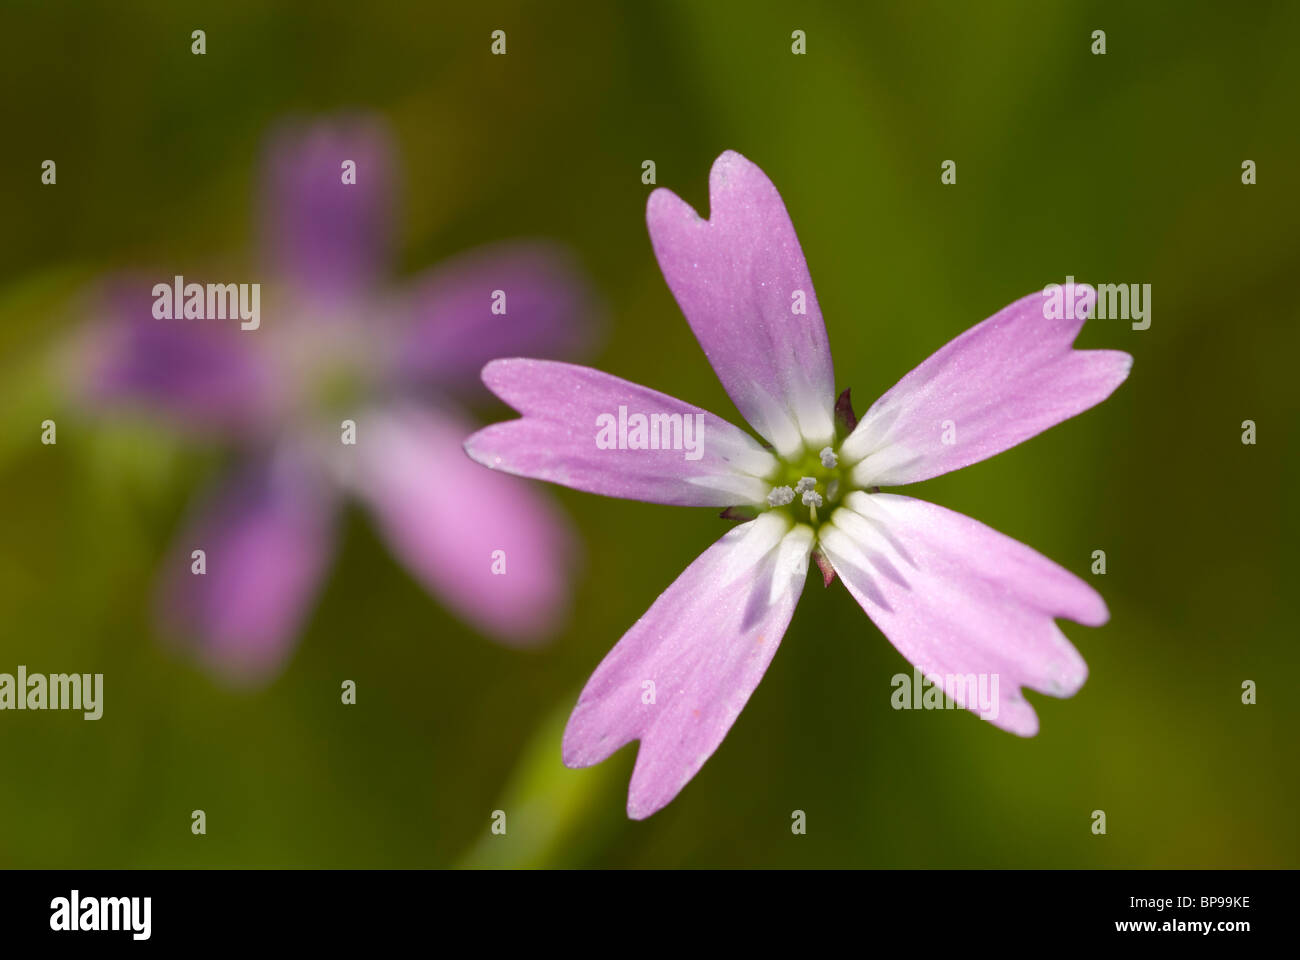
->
834;387;858;436
812;550;836;588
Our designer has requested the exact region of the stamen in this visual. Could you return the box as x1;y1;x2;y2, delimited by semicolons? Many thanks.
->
801;489;823;508
819;446;838;469
794;476;818;494
767;485;795;507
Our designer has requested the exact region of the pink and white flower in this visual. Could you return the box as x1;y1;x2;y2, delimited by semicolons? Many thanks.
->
75;117;595;685
466;151;1132;818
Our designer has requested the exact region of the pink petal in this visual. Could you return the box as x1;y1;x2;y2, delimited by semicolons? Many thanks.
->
819;492;1106;736
564;520;814;819
74;276;274;435
352;404;574;644
259;116;395;302
156;450;338;686
840;286;1133;486
390;243;597;391
646;151;836;458
465;359;779;507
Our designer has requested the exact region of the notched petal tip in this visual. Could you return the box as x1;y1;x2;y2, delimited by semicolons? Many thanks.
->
647;150;759;226
708;148;754;189
461;426;505;471
1007;710;1040;738
559;745;588;771
645;186;697;227
479;356;519;391
1070;579;1111;629
1085;597;1111;629
1108;349;1136;381
1058;658;1090;699
560;708;607;770
626;795;657;821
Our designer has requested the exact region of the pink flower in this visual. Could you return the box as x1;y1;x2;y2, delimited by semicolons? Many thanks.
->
466;150;1132;818
75;117;596;685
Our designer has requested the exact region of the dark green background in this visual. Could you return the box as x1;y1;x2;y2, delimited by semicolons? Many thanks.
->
0;0;1296;867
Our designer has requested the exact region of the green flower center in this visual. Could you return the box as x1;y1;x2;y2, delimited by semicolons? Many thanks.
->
763;443;848;527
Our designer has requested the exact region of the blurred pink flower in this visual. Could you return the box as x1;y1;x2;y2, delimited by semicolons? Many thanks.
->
467;151;1132;818
76;117;596;685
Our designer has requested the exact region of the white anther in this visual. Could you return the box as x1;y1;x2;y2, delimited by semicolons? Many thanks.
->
794;476;818;494
767;485;795;507
801;489;824;508
819;446;838;469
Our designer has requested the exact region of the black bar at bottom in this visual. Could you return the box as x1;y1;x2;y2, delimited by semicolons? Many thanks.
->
0;868;1282;945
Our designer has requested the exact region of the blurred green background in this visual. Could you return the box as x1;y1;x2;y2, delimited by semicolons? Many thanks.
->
1;0;1296;868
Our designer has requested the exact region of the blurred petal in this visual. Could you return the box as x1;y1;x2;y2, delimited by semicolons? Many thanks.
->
156;450;338;685
819;492;1106;736
260;116;395;301
564;522;813;819
74;276;274;434
841;286;1133;486
352;404;574;644
466;359;778;507
647;150;836;458
391;243;596;390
